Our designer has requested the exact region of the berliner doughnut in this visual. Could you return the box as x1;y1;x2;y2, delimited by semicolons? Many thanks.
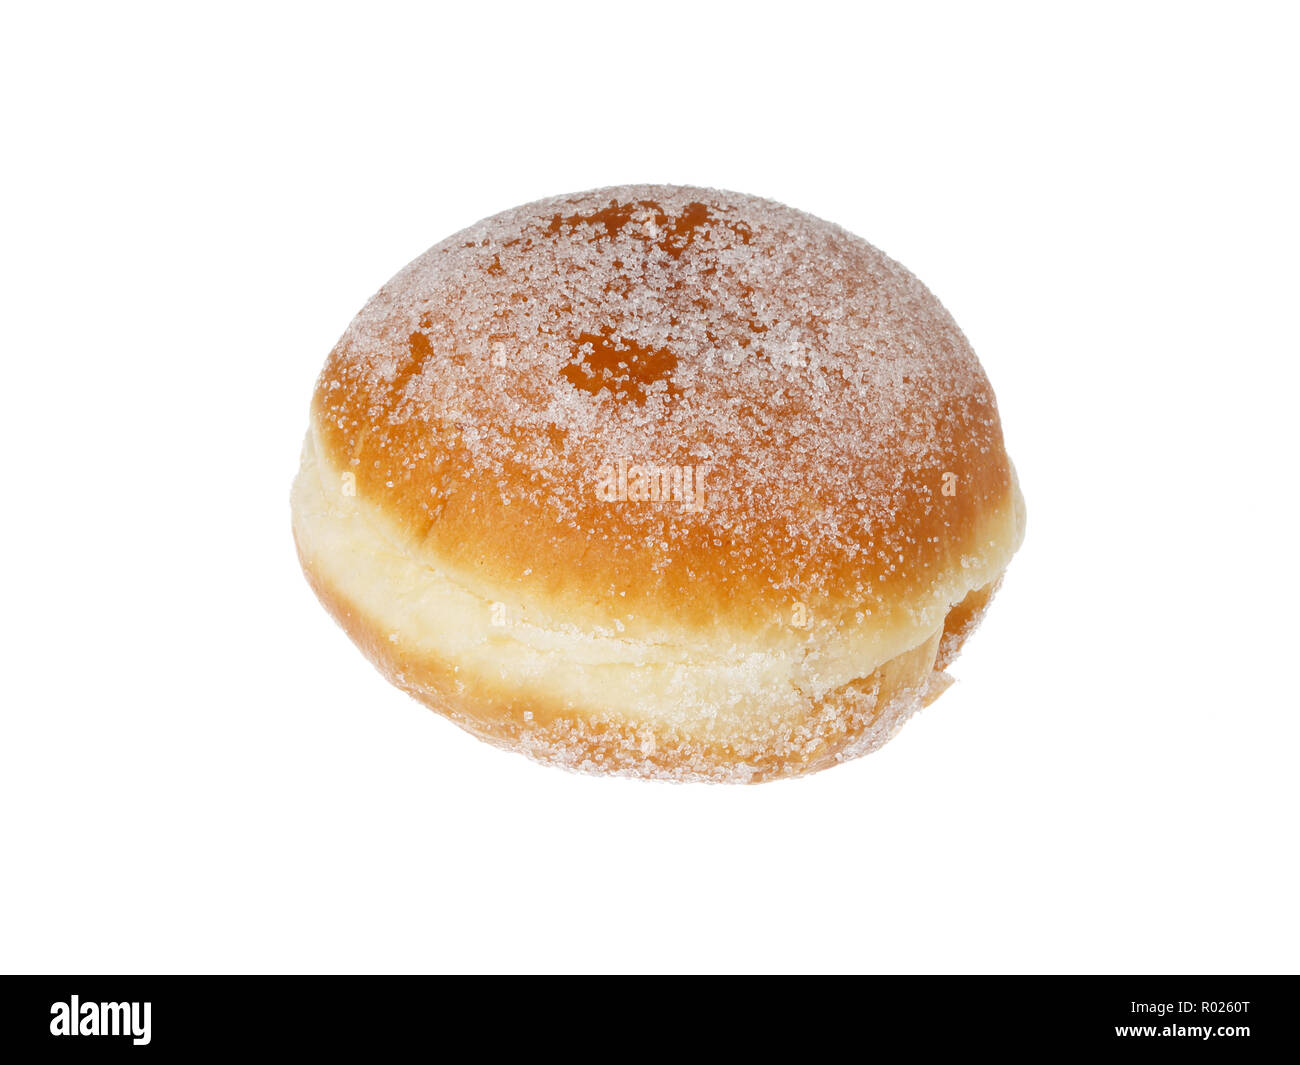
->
291;185;1025;783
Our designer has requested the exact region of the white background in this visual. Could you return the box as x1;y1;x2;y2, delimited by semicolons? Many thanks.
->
3;2;1297;974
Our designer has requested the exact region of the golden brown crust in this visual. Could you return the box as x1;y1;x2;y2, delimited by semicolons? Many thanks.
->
310;186;1019;645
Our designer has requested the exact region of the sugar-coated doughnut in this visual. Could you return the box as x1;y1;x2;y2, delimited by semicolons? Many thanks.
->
291;185;1025;782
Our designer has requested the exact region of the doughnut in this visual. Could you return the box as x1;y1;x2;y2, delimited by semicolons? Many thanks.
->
291;185;1025;783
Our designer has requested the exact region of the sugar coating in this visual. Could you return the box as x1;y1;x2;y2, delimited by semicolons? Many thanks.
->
315;185;1005;621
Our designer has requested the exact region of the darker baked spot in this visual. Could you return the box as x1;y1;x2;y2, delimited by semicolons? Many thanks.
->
561;327;678;404
382;330;436;402
546;198;752;260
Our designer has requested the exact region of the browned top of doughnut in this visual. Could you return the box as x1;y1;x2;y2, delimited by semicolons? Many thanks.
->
311;185;1017;643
